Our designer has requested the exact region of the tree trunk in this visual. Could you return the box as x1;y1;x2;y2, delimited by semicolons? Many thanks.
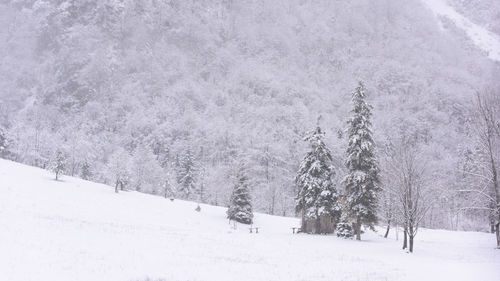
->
355;217;361;240
301;209;306;232
409;235;414;253
71;150;75;177
403;227;408;250
270;190;275;215
384;219;391;238
496;223;500;249
429;208;434;229
115;180;119;193
483;101;500;248
314;210;321;234
316;217;321;234
488;149;500;247
408;223;414;252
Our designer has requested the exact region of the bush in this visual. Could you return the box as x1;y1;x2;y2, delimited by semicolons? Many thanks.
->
336;222;354;239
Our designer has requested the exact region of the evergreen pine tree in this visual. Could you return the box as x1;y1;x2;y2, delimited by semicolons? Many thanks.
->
162;167;177;200
336;222;355;238
227;162;253;224
178;148;197;199
342;82;380;240
295;123;341;233
51;149;67;181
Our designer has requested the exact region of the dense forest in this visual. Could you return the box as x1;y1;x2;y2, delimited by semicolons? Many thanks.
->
0;0;499;232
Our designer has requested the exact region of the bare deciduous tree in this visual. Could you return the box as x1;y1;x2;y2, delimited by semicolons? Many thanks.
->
385;137;434;253
462;92;500;248
379;139;397;239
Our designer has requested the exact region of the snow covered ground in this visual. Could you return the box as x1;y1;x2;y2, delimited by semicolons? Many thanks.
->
0;159;498;281
422;0;500;62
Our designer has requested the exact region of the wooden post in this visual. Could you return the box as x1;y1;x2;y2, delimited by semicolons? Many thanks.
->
301;209;306;233
384;219;391;238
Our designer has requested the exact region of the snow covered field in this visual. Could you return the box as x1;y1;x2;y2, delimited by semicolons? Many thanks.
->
0;159;498;281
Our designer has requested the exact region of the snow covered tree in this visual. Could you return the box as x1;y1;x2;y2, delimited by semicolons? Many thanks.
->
0;128;9;159
178;148;197;199
336;222;354;238
162;167;177;200
227;162;253;224
379;178;396;239
463;91;500;248
197;146;207;203
248;143;288;216
131;146;163;194
342;82;380;240
163;178;176;200
255;144;292;216
379;140;398;239
108;149;131;193
51;149;67;181
296;123;341;234
385;136;434;253
80;160;92;180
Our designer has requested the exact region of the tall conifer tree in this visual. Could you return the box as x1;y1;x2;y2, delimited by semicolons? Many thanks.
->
343;82;380;240
296;122;341;233
51;149;67;181
178;148;197;199
227;162;253;224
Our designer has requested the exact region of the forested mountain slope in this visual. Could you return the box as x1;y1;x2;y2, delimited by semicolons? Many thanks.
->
0;0;498;229
449;0;500;35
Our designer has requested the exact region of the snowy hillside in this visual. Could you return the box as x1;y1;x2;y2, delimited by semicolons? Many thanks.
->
423;0;500;62
0;159;498;281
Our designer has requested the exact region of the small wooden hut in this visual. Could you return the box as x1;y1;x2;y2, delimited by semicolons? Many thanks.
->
300;209;337;234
